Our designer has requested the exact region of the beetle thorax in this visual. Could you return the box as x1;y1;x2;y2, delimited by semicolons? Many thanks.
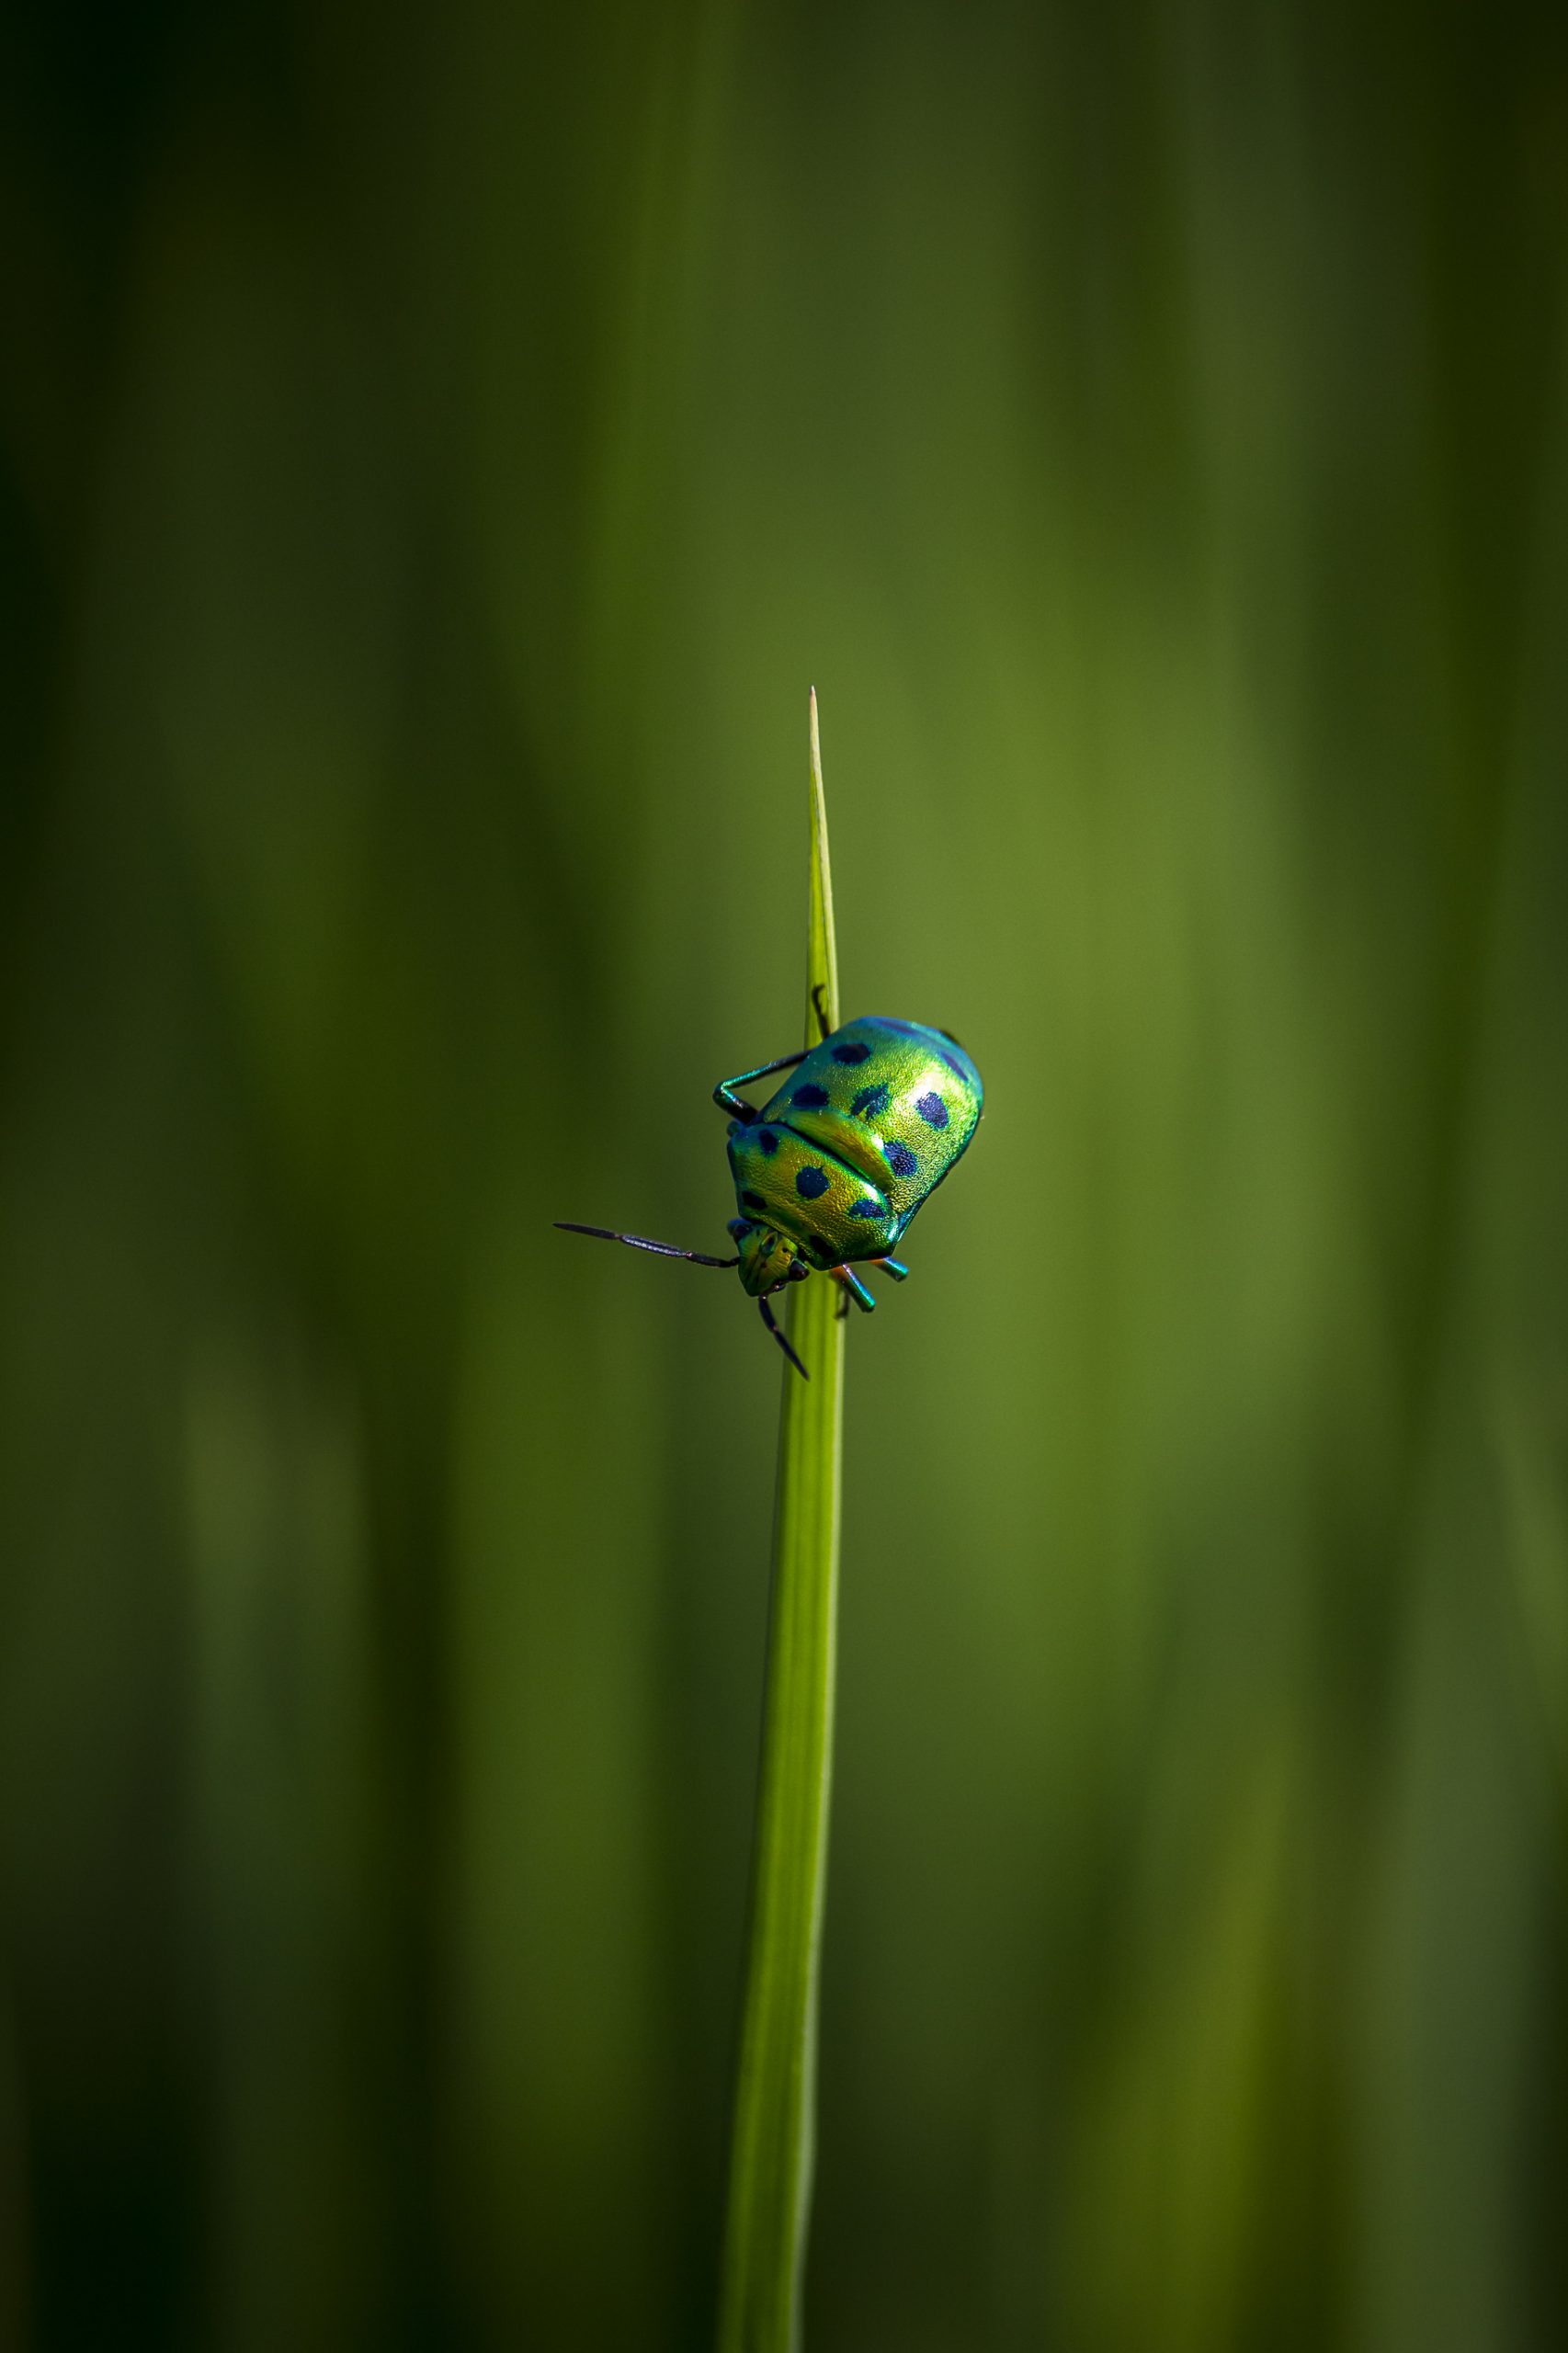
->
727;1218;808;1298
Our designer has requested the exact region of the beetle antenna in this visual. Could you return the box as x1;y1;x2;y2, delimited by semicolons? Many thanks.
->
554;1222;739;1267
757;1294;809;1379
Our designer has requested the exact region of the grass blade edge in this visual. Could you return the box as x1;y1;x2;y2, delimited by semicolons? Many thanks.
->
717;692;846;2353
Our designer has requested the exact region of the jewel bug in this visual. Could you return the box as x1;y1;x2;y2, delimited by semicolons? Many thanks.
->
558;988;983;1375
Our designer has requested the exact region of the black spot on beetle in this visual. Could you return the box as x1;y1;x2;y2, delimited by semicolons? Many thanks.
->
792;1083;829;1108
758;1129;779;1154
915;1094;949;1129
849;1198;882;1219
886;1142;917;1177
809;1233;837;1259
741;1190;767;1212
833;1040;870;1064
850;1083;890;1120
795;1165;830;1199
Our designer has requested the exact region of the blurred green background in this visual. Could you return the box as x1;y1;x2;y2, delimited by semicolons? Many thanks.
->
3;2;1566;2347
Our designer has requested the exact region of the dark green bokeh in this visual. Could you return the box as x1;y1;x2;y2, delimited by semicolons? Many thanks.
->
3;3;1565;2347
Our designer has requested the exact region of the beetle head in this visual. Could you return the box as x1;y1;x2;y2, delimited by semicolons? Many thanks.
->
727;1218;810;1298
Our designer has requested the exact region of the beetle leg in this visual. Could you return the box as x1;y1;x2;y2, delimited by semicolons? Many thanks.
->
834;1288;850;1322
757;1293;809;1378
811;983;831;1040
712;1048;809;1120
874;1256;910;1282
829;1265;876;1313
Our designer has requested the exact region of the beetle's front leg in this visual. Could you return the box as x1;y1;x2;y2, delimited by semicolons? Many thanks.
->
712;1048;809;1121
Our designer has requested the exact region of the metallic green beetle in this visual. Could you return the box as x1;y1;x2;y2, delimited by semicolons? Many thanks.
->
558;993;983;1375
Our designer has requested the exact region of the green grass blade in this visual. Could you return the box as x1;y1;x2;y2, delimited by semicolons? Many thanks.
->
717;690;845;2353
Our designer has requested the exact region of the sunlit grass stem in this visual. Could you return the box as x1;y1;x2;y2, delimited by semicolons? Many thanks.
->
717;691;845;2353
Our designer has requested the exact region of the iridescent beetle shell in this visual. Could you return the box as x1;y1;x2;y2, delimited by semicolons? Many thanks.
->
557;1010;983;1375
725;1017;983;1290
